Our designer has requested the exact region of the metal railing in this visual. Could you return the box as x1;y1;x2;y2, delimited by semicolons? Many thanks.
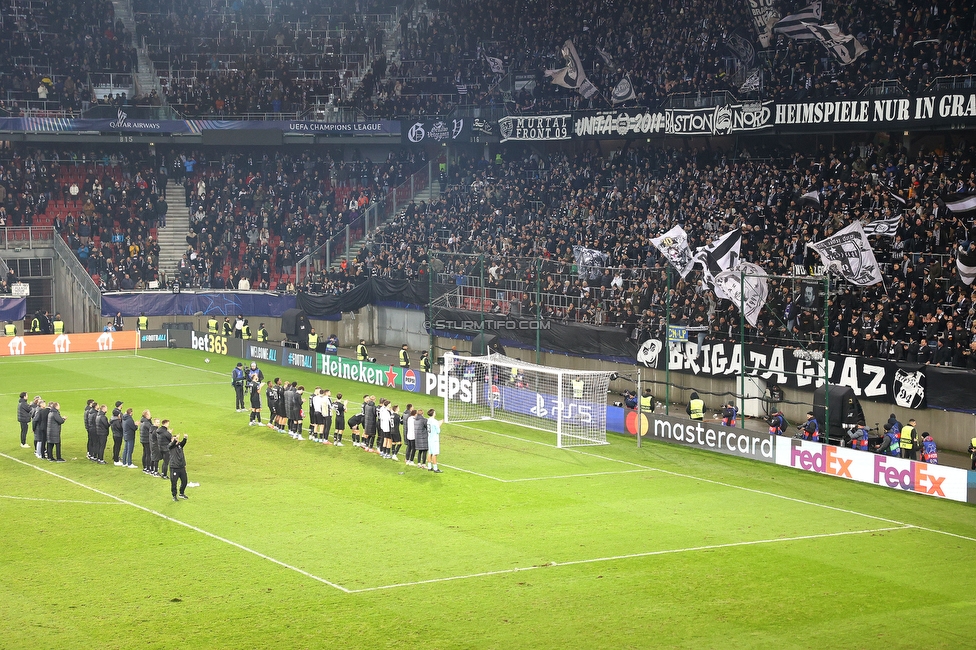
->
51;230;101;311
296;160;435;281
0;227;56;250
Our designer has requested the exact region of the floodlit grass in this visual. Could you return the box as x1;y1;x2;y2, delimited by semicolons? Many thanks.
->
0;348;974;649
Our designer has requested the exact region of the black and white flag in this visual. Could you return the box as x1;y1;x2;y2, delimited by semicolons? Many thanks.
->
595;46;622;73
546;40;587;89
862;215;901;237
725;31;755;67
695;229;742;298
714;261;768;327
884;182;907;205
956;244;976;286
578;78;599;99
485;56;505;74
809;222;882;286
572;245;609;280
939;192;976;218
801;22;867;64
651;225;695;277
739;68;761;93
745;0;780;48
800;189;821;205
611;75;636;103
773;2;822;40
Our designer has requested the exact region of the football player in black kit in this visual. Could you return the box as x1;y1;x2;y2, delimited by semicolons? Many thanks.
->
332;393;346;446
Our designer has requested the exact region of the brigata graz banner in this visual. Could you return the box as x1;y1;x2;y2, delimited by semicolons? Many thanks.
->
635;338;927;408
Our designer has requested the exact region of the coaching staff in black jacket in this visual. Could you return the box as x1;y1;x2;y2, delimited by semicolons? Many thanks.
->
17;391;31;448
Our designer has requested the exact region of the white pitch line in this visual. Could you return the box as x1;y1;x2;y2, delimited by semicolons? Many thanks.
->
0;453;351;593
348;525;913;593
0;381;225;397
453;423;976;544
439;464;507;482
0;494;123;505
0;352;140;364
134;353;231;378
505;468;654;483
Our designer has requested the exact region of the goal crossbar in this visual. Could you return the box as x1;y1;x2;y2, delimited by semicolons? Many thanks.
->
443;353;613;447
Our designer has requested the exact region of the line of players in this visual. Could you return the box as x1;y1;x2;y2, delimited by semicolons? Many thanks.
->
238;365;443;472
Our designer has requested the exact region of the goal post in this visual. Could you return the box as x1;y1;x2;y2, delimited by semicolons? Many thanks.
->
443;353;614;447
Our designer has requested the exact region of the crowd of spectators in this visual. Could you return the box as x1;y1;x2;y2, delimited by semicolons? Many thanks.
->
134;0;393;117
122;0;976;119
169;147;427;290
0;0;135;114
313;137;976;367
0;147;163;291
0;1;972;120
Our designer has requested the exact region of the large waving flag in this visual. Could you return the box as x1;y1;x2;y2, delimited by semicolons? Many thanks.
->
808;222;881;286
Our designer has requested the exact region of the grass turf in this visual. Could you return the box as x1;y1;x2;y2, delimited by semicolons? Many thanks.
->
0;348;974;649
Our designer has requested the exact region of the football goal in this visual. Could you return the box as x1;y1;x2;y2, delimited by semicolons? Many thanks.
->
443;353;614;447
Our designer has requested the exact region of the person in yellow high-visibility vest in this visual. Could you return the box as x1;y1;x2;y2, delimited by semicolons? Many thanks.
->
398;344;410;368
3;321;15;336
639;389;654;413
686;392;705;420
52;314;65;335
571;376;584;399
137;312;149;331
357;339;371;362
207;317;219;334
222;317;233;337
256;323;268;342
241;320;252;340
899;418;918;460
970;436;976;470
307;329;319;351
30;312;41;334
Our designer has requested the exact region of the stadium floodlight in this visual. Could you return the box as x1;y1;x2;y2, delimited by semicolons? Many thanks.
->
443;353;614;447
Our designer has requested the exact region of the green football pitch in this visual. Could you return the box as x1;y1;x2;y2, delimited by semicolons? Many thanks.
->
1;349;974;649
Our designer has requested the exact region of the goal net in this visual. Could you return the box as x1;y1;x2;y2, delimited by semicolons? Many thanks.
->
443;353;613;447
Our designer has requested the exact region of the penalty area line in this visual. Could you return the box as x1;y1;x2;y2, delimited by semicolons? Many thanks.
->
0;453;351;594
0;494;123;505
348;525;912;593
452;423;976;544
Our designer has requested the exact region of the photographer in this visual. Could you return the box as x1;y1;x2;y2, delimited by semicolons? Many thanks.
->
847;421;870;451
767;410;785;436
798;411;819;442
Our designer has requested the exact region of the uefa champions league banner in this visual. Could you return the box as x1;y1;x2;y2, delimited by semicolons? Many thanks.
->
102;291;297;318
0;116;401;136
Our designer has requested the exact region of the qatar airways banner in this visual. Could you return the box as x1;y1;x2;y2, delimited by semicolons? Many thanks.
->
776;438;969;503
0;115;400;136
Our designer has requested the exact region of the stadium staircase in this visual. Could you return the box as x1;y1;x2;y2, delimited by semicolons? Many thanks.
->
111;0;166;102
157;184;190;283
